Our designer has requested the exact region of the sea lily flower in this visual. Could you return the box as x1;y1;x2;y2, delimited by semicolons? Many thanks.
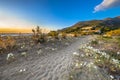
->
73;52;79;56
112;59;119;64
37;49;42;55
117;52;120;55
19;68;26;73
110;75;114;79
6;53;15;61
75;63;79;67
21;52;27;57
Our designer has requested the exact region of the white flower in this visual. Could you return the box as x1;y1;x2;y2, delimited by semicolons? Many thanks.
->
98;59;101;62
101;52;106;56
95;56;97;59
19;68;26;73
81;54;84;57
23;68;26;72
21;52;27;57
112;59;119;64
83;62;87;66
19;69;23;72
37;49;42;55
110;75;114;79
6;53;15;61
73;52;79;56
87;62;94;68
105;55;110;59
52;48;55;50
65;43;69;46
75;63;79;67
80;63;83;66
21;45;25;49
88;46;93;49
70;75;73;78
94;65;97;69
117;52;120;55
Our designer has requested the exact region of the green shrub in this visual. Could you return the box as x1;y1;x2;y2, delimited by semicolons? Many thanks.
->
48;31;58;39
91;40;98;45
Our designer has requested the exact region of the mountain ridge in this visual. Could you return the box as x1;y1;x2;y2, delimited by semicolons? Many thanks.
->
60;16;120;34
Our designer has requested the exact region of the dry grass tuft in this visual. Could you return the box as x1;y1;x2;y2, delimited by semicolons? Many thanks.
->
0;36;16;54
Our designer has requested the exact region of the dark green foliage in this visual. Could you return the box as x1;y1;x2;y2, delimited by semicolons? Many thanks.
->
48;31;58;38
91;40;98;45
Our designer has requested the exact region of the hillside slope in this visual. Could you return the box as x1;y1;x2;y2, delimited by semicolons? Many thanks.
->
60;16;120;34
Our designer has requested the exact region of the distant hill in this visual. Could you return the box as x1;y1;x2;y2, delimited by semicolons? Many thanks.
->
60;16;120;35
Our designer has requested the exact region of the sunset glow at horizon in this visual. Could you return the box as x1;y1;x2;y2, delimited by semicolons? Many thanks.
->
0;11;51;33
0;28;32;33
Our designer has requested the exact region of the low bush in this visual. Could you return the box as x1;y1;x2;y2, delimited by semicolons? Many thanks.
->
105;29;120;36
32;26;46;44
0;36;16;54
48;31;58;38
91;40;98;45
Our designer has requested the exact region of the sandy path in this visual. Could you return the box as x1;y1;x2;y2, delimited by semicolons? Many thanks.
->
0;36;93;80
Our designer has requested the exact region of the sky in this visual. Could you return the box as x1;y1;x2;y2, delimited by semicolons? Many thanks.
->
0;0;120;30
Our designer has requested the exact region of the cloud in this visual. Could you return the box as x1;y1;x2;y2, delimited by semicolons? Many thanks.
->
94;0;120;13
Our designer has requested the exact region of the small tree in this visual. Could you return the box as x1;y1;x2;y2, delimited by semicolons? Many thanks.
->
36;26;39;33
32;26;45;44
32;29;35;36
